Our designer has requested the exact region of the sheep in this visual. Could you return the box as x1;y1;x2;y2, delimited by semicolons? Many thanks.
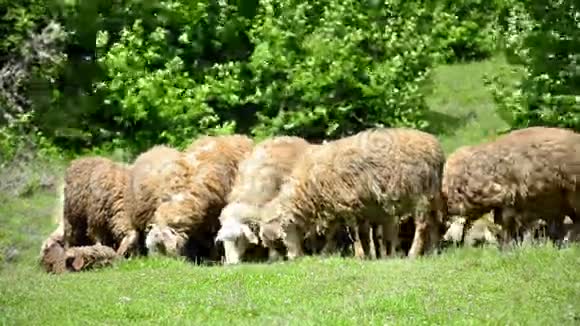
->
442;126;580;249
259;127;446;260
215;136;313;264
118;145;183;257
40;242;119;274
144;134;254;263
39;156;133;265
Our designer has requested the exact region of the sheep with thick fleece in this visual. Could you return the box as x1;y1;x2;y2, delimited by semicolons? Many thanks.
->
145;135;254;262
442;126;580;248
215;136;312;264
39;157;132;256
119;145;183;257
259;127;446;260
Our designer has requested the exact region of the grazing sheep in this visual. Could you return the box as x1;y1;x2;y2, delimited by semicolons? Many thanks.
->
40;242;119;274
442;126;580;249
215;136;312;264
119;145;182;257
259;127;446;260
145;134;254;263
39;156;132;265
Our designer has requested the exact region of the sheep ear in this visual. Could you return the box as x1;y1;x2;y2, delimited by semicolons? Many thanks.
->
73;256;85;271
242;224;259;244
66;255;85;271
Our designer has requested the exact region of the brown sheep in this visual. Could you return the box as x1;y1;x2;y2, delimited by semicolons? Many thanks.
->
214;136;313;264
40;242;119;274
442;126;580;249
145;134;254;262
39;156;133;264
259;127;446;260
118;145;183;257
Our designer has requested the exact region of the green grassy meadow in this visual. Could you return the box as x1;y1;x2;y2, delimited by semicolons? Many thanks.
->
1;56;579;325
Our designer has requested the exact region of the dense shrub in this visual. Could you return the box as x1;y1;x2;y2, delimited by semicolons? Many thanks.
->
428;0;506;63
488;0;580;131
1;0;523;156
228;0;435;140
85;0;437;148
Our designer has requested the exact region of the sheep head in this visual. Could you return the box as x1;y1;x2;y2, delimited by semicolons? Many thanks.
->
145;198;192;257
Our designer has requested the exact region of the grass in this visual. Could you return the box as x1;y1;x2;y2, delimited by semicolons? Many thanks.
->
1;244;579;325
1;56;578;325
425;54;520;154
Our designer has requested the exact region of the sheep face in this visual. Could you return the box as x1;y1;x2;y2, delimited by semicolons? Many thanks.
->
146;200;192;256
215;218;259;265
259;218;285;249
145;223;187;257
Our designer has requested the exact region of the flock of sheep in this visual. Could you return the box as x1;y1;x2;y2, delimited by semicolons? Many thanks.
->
38;126;580;273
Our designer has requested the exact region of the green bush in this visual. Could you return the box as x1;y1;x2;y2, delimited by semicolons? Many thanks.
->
428;0;506;63
488;0;580;131
232;0;435;140
2;0;514;155
88;0;437;147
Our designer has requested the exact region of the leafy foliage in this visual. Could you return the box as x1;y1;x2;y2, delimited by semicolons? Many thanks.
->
428;0;505;63
220;0;435;141
3;0;566;158
488;0;580;131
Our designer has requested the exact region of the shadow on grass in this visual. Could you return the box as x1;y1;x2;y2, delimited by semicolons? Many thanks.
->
424;109;477;136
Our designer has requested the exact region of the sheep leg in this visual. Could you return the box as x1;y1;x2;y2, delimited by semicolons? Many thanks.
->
226;236;251;265
494;207;518;251
521;221;536;246
408;214;428;259
371;223;383;258
547;217;566;248
268;248;283;262
428;195;445;254
426;213;442;255
116;230;139;257
352;220;372;259
283;224;304;260
563;213;579;244
222;239;243;265
382;219;400;258
320;224;339;256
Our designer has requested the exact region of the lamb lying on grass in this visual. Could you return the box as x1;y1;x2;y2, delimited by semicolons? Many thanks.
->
41;242;119;274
